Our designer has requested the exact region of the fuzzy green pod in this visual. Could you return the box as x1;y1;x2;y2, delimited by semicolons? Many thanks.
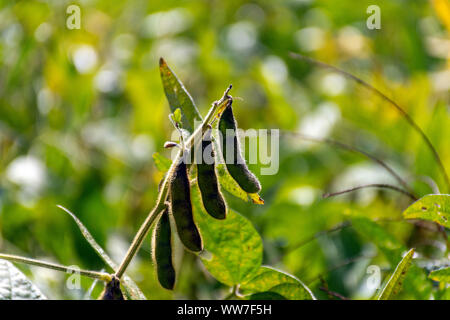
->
197;129;227;219
169;159;203;252
99;276;124;300
218;101;261;194
152;209;176;290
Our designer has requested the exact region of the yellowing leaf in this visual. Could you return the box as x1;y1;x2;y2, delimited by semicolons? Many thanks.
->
403;194;450;228
378;249;415;300
429;267;450;283
249;193;264;205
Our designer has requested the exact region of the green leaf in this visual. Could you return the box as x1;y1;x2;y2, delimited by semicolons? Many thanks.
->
173;108;182;125
159;57;202;132
191;183;263;286
216;163;248;202
0;260;46;300
240;266;315;300
403;194;450;228
429;267;450;283
153;152;172;173
57;205;146;300
378;248;415;300
249;292;287;300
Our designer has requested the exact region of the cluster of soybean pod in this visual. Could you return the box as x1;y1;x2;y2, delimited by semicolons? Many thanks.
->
153;98;262;290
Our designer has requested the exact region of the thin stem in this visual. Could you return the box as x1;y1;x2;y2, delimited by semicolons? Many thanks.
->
0;253;111;281
285;222;351;254
306;254;376;285
281;131;416;197
114;86;233;279
289;52;450;193
323;183;418;201
319;286;350;300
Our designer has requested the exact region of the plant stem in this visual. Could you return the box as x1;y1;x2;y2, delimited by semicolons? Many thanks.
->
114;86;233;279
0;253;111;281
323;183;418;201
281;131;416;197
289;52;450;193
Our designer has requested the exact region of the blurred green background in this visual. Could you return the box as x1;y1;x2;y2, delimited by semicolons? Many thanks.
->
0;0;449;299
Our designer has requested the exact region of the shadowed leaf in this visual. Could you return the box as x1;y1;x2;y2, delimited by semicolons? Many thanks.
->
159;57;202;132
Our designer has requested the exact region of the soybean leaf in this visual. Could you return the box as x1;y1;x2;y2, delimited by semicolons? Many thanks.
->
159;58;202;132
173;108;182;125
191;183;263;286
153;152;172;173
249;292;287;300
240;266;315;300
429;267;450;283
378;248;415;300
216;163;248;202
0;260;46;300
403;194;450;228
57;205;146;300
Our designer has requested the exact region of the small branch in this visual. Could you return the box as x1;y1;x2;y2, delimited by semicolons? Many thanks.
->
323;183;418;201
285;222;351;254
307;254;376;285
319;286;350;300
289;52;450;193
0;253;111;281
114;86;233;279
281;131;416;197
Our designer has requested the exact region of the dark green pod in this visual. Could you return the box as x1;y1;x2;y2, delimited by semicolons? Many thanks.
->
197;129;227;220
99;276;124;300
218;101;261;194
169;159;203;252
152;209;176;290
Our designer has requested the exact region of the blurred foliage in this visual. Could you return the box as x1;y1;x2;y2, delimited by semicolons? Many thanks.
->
0;0;449;299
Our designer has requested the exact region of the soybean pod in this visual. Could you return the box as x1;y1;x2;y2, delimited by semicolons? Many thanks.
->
218;100;261;194
169;159;203;252
99;276;124;300
197;128;227;219
152;209;176;290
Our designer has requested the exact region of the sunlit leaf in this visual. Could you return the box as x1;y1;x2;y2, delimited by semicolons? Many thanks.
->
173;108;182;125
378;248;415;300
191;184;263;286
0;260;46;300
159;57;202;132
240;266;315;300
216;163;248;202
249;291;287;300
248;193;264;205
403;194;450;228
429;267;450;283
57;205;146;300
